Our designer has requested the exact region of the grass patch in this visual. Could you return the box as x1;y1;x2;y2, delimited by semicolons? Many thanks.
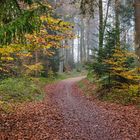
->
0;77;46;113
55;70;87;81
0;76;59;112
0;77;44;103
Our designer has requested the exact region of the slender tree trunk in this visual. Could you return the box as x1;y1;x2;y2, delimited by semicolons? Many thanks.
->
82;23;86;62
77;29;80;62
35;50;38;77
86;19;90;61
134;0;140;94
64;40;69;69
80;28;83;63
102;0;111;39
98;0;103;62
80;18;84;63
115;0;120;47
72;39;74;64
59;48;64;73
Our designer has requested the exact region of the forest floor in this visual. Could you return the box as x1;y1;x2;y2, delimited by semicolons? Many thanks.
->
0;76;140;140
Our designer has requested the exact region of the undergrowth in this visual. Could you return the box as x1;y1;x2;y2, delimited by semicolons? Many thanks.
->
0;77;44;103
0;76;56;112
78;78;140;106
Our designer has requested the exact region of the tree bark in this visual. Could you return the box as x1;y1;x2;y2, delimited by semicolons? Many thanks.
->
77;29;80;62
134;0;140;94
86;19;90;61
115;0;120;47
98;0;103;62
80;18;85;63
35;50;38;77
59;48;64;73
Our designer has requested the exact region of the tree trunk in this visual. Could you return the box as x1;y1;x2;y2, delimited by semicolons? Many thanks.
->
86;19;90;62
77;29;80;62
134;0;140;94
72;39;74;64
80;18;84;63
98;0;103;62
59;48;64;73
115;0;120;47
35;50;38;77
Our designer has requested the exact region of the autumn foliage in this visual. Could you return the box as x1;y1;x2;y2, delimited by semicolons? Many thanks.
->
0;3;74;78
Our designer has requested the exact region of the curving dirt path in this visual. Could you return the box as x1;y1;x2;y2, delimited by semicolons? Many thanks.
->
0;76;140;140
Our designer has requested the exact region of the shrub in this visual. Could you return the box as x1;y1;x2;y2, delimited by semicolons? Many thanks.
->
101;84;140;105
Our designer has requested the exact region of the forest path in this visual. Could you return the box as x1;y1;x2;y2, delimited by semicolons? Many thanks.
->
49;77;140;140
1;77;140;140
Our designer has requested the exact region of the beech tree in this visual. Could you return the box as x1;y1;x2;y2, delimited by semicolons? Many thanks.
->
0;0;74;77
